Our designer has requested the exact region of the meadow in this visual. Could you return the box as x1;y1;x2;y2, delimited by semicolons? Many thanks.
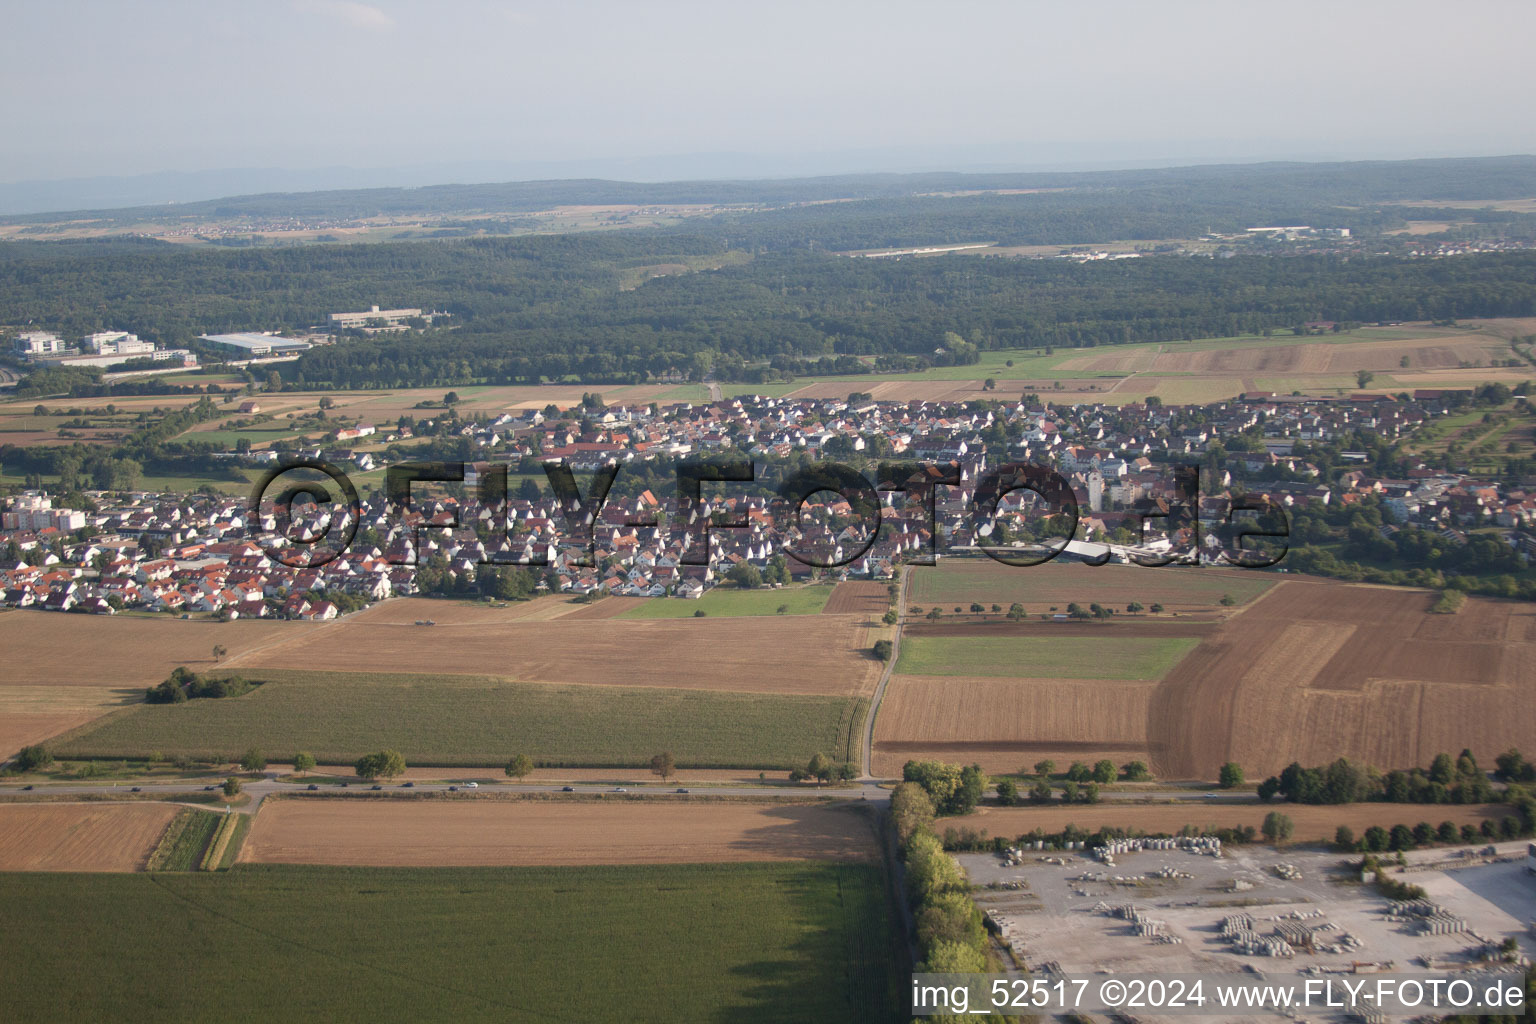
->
616;583;833;619
908;559;1277;611
893;635;1198;680
0;862;905;1024
56;670;868;769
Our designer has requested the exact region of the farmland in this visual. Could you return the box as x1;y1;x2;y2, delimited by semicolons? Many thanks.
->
877;577;1536;781
0;684;140;759
240;798;880;866
893;635;1198;679
942;800;1513;846
0;862;904;1024
616;583;835;619
237;606;884;697
56;670;867;768
0;803;178;871
907;559;1277;612
1148;581;1536;779
0;609;321;686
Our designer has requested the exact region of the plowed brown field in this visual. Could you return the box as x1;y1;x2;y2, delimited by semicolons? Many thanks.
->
1149;582;1536;779
240;799;879;866
824;581;890;616
0;803;179;871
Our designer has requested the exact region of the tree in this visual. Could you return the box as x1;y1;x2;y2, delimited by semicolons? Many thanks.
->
1066;761;1092;782
1126;601;1144;614
14;745;53;772
890;782;935;844
956;764;987;814
506;753;535;782
355;749;406;780
1091;759;1117;784
1362;825;1389;852
918;938;986;975
1061;780;1079;803
807;752;831;785
995;778;1019;806
1007;602;1025;621
1428;752;1455;785
1149;602;1164;614
1219;593;1236;606
915;891;986;952
1262;811;1294;843
1334;825;1356;850
212;644;227;663
222;776;242;797
726;561;762;588
292;751;316;775
905;831;965;905
1029;779;1053;803
882;609;898;625
872;639;893;661
1218;762;1244;788
1121;761;1150;782
1033;759;1055;777
240;747;267;773
650;751;677;782
1356;370;1375;390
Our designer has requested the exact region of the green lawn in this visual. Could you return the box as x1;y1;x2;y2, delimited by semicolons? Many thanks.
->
617;584;833;619
57;670;867;769
894;635;1199;679
0;862;904;1024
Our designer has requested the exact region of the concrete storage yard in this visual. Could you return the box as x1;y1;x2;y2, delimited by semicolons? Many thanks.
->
961;840;1536;1023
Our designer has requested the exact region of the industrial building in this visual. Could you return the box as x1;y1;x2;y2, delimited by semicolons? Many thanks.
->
328;305;439;333
12;332;68;359
82;331;154;357
198;333;314;358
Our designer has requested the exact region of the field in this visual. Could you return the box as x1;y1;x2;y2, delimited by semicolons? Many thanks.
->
241;799;880;866
616;583;835;619
892;635;1197;679
907;559;1277;611
1148;580;1536;779
236;603;885;697
942;800;1513;845
0;803;178;871
56;670;867;768
878;577;1536;781
0;684;140;759
0;610;322;686
823;581;892;616
0;862;905;1024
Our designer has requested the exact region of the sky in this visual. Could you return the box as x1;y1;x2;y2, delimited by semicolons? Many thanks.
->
4;0;1536;189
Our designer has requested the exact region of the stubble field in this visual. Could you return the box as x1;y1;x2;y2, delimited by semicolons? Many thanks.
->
240;798;880;866
0;803;178;871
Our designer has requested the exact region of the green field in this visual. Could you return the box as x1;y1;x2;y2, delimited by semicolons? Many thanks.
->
909;559;1278;609
893;635;1199;679
617;584;833;619
57;670;867;769
0;862;904;1024
145;809;222;871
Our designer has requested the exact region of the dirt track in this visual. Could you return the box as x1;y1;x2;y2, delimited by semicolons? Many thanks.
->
240;798;880;866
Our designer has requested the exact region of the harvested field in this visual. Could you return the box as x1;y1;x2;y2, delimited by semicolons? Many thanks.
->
908;560;1276;611
557;596;648;619
346;595;581;625
823;581;891;617
903;619;1217;638
0;685;141;758
616;583;833;619
242;613;882;696
943;801;1511;845
873;674;1155;776
0;610;320;686
1149;582;1536;779
241;799;880;866
0;803;178;871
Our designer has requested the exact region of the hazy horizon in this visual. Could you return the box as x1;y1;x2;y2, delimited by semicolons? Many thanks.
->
4;0;1535;205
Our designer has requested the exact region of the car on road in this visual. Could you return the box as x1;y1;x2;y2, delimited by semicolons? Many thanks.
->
22;785;33;791
561;786;575;792
462;782;478;789
448;786;458;792
400;782;414;788
676;788;690;793
203;785;217;791
307;784;319;791
1204;792;1219;798
130;786;141;792
371;784;383;790
611;787;628;793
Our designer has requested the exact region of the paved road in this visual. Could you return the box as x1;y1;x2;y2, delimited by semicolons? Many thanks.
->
0;777;895;809
860;564;907;779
